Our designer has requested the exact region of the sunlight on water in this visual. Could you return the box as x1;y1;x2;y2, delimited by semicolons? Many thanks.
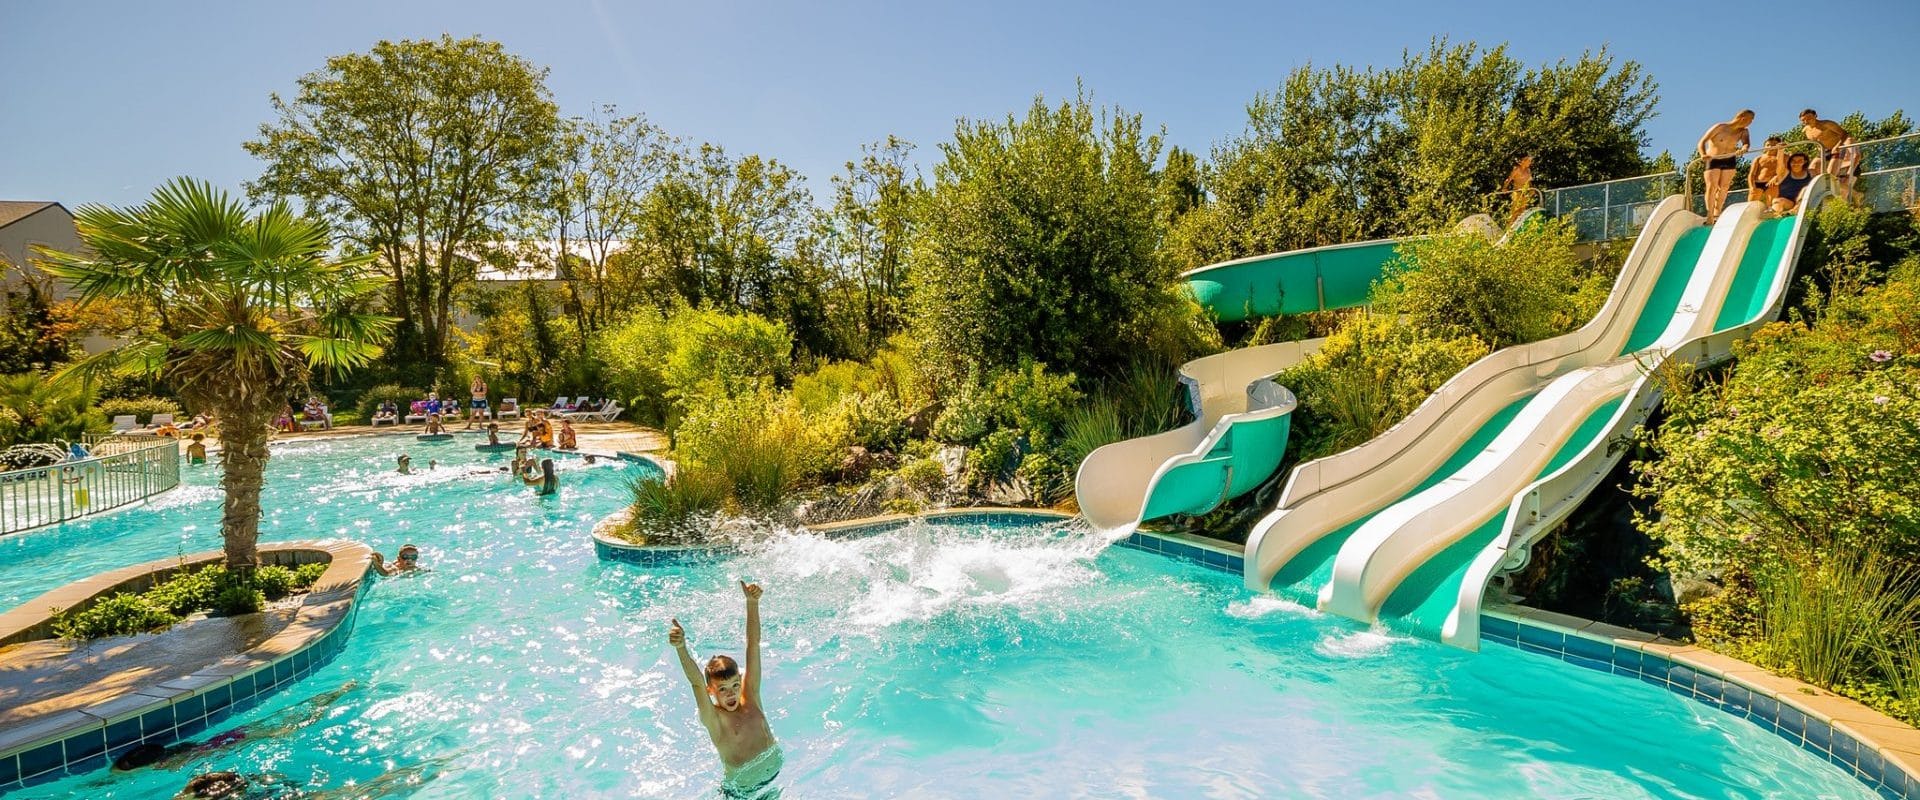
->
0;436;1883;799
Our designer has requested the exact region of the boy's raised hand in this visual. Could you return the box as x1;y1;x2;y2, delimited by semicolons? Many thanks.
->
668;618;685;647
740;580;763;601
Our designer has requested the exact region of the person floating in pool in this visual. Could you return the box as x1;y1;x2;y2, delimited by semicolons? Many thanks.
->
670;581;781;798
396;454;412;474
112;682;360;774
424;412;446;435
187;433;208;465
486;421;502;447
370;543;422;576
170;754;453;799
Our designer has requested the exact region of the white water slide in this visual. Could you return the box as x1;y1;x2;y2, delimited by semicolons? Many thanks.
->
1245;180;1827;649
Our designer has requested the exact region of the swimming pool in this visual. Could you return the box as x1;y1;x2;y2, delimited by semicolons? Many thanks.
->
0;436;1883;798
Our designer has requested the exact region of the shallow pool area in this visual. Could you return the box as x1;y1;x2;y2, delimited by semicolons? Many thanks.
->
0;436;1887;798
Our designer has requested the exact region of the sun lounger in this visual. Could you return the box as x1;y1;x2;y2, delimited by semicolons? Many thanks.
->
109;415;137;433
497;398;522;420
563;399;624;422
404;401;429;424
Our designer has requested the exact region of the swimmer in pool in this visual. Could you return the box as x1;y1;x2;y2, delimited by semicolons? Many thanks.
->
370;543;422;576
395;454;412;474
669;580;781;798
114;682;359;773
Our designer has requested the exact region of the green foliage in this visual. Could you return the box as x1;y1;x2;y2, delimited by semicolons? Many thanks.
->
817;137;922;356
0;373;104;447
987;362;1083;447
896;456;948;498
674;390;845;510
51;560;328;640
1376;216;1602;349
96;396;182;424
356;384;425;420
1276;314;1489;461
624;471;728;539
595;306;793;428
1637;267;1920;578
246;35;562;364
212;583;265;616
293;562;328;587
1016;452;1069;505
0;282;79;373
965;429;1022;491
909;89;1206;382
52;593;177;640
931;383;995;445
1169;40;1655;268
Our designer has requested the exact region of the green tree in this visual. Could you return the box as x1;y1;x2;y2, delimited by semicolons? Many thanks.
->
818;137;922;356
246;35;561;365
909;90;1204;382
37;178;394;571
1374;216;1601;349
537;107;681;332
1168;40;1655;270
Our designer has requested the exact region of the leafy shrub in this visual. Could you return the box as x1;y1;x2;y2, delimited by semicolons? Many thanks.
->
625;470;728;539
212;583;264;616
829;392;909;452
52;593;177;640
1375;217;1599;349
1276;314;1489;461
1756;548;1917;689
597;306;794;430
144;566;224;616
0;372;105;447
897;456;948;498
252;565;297;599
293;562;328;587
674;391;845;510
965;429;1022;490
988;362;1083;447
357;383;425;421
96;396;183;424
1016;452;1069;505
931;384;995;444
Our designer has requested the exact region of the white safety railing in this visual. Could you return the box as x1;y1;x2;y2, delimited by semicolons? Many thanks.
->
0;433;181;535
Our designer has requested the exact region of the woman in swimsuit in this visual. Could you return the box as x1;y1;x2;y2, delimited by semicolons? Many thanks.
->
1772;153;1816;215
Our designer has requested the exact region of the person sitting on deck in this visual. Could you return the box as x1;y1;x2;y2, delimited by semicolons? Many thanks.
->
558;420;578;450
372;400;398;425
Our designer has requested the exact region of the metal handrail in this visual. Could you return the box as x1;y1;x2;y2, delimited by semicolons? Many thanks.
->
1681;140;1826;212
0;435;181;535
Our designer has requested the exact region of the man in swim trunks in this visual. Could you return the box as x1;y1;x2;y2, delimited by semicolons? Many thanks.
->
1801;108;1859;204
1747;136;1786;210
670;581;781;798
1696;109;1753;224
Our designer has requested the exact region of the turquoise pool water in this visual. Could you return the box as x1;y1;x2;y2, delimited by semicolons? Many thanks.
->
0;436;1881;798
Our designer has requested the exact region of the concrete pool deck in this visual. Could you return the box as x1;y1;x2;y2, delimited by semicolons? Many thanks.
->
0;541;372;789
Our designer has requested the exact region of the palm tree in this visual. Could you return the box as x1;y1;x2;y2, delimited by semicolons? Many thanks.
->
36;178;393;572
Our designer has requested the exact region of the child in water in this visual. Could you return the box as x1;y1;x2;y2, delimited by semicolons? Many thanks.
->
670;581;780;798
187;433;207;465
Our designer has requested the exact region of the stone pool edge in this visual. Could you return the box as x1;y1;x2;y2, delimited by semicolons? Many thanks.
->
0;540;374;792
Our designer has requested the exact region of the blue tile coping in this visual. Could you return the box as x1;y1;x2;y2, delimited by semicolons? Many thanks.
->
1477;606;1920;799
0;541;373;793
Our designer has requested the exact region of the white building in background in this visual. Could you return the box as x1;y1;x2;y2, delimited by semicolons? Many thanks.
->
0;201;82;300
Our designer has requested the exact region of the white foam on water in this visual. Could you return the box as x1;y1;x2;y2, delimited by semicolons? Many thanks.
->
1225;595;1318;619
736;519;1111;631
1314;628;1407;659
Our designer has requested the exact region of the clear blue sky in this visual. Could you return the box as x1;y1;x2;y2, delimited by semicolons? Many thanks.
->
4;0;1915;207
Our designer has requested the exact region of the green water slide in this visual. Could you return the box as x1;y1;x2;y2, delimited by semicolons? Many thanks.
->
1181;239;1403;323
1315;201;1816;650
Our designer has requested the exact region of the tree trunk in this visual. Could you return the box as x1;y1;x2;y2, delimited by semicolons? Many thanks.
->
214;405;275;573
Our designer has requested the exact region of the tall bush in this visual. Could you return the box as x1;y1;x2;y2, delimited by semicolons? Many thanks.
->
1375;217;1603;350
1275;315;1489;461
0;372;104;447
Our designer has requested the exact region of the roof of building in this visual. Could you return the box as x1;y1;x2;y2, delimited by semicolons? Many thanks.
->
0;201;61;229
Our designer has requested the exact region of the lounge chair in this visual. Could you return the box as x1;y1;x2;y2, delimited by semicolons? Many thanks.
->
371;409;399;427
109;415;138;433
138;413;175;433
404;401;429;425
298;406;333;431
564;399;623;422
549;396;573;411
497;398;521;420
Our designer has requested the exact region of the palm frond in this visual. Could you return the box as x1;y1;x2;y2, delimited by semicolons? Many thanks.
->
52;337;171;387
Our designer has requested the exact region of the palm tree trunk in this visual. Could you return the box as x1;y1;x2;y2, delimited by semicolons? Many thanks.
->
215;406;275;572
